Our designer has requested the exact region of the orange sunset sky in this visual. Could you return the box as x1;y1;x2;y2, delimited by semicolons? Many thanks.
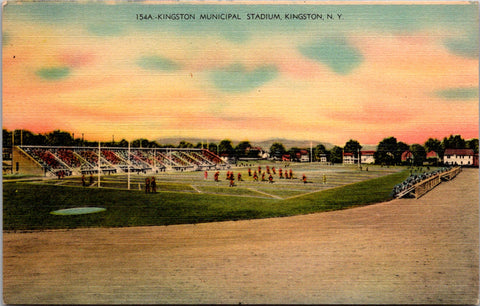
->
2;2;478;145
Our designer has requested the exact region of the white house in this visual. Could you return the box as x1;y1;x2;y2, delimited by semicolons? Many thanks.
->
298;150;310;162
318;153;328;163
360;151;375;164
443;148;475;166
342;152;357;164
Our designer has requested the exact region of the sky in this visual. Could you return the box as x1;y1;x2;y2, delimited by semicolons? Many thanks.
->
2;1;478;145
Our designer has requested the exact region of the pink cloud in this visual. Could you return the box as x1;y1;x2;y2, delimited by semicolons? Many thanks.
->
59;50;96;68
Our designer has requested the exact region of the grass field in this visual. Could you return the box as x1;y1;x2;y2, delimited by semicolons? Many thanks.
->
3;163;411;230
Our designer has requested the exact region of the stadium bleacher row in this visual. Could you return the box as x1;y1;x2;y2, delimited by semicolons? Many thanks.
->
18;146;226;177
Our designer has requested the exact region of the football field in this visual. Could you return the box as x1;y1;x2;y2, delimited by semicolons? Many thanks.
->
3;163;410;230
30;163;401;199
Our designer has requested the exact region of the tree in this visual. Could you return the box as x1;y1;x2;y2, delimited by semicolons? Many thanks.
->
234;141;252;158
177;140;194;148
46;130;74;146
466;138;479;153
132;138;151;148
375;137;398;165
269;142;286;160
118;139;129;147
396;142;410;164
287;147;301;162
218;139;234;155
246;148;261;158
442;135;466;150
3;129;12;147
313;144;327;161
344;139;362;157
208;143;218;153
424;138;443;158
329;146;343;163
410;144;426;166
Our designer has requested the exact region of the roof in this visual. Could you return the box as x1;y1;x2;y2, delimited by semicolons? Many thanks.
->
361;150;375;155
343;152;353;156
401;150;413;161
444;148;474;156
426;151;439;158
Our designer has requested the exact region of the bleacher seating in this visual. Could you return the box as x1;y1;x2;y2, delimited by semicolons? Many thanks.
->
202;149;224;164
101;150;122;165
18;146;226;176
56;149;81;167
79;150;99;164
177;151;200;166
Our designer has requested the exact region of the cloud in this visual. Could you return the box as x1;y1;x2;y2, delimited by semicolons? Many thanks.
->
35;67;71;80
434;87;478;100
211;63;278;93
86;23;124;36
137;55;182;71
444;32;479;59
299;37;363;74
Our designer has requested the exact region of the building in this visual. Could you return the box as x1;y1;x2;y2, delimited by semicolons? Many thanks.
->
401;150;413;163
317;153;328;163
425;151;440;164
443;149;476;166
297;150;310;162
360;151;375;164
342;152;357;164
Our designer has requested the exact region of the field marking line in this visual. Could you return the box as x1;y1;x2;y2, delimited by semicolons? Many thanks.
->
282;170;405;200
190;185;202;193
15;181;273;199
54;180;69;185
284;188;331;200
246;188;283;200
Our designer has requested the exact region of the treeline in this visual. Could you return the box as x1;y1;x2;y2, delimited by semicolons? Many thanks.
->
271;136;479;165
3;129;478;165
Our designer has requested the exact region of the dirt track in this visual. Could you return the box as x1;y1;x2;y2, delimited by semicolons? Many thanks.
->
3;168;479;304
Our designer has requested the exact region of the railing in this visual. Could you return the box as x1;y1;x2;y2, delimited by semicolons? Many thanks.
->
397;167;461;199
440;166;462;181
414;174;442;199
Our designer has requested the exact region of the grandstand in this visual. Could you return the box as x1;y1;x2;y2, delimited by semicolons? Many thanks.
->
12;146;227;177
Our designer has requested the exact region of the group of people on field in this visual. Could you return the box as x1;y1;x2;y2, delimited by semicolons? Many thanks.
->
145;177;157;193
81;173;95;187
206;165;315;186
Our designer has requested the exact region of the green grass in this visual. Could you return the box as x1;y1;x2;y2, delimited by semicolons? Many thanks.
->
3;170;409;230
3;173;43;180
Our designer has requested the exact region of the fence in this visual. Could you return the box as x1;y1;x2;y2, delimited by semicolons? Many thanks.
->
412;167;461;199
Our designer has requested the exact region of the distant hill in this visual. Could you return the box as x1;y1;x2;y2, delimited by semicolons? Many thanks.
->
154;137;356;150
252;138;334;150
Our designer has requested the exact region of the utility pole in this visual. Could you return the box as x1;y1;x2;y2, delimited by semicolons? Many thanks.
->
128;141;131;190
97;142;101;187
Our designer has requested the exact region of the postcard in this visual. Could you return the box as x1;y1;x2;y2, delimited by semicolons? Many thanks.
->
2;1;478;304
